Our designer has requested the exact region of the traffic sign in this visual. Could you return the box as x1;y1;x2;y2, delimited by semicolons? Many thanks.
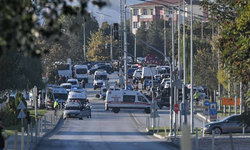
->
204;100;210;107
174;103;179;114
17;101;27;109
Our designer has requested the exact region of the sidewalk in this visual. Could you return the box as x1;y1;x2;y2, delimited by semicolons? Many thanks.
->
5;110;63;150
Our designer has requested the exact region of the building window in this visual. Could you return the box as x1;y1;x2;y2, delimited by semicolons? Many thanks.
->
169;9;173;14
143;9;147;15
133;22;139;28
150;9;154;15
133;9;139;15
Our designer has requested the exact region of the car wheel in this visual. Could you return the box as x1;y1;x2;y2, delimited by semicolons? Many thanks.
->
113;107;120;113
212;127;222;134
145;107;150;114
63;118;66;120
108;71;112;74
87;116;89;118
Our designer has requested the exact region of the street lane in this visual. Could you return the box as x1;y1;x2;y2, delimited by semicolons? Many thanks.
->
35;73;179;150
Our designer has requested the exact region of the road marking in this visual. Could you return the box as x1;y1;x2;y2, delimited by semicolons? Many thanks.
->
130;112;141;125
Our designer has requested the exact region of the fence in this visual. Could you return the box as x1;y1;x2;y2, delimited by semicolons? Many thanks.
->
4;108;63;150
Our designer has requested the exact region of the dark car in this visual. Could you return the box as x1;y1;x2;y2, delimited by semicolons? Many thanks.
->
156;92;170;109
203;115;249;134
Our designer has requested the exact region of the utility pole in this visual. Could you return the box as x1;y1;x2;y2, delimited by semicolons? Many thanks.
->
182;0;187;125
123;0;128;89
82;22;86;62
190;0;194;133
178;0;181;79
163;8;167;61
110;24;113;60
134;33;137;62
170;5;175;136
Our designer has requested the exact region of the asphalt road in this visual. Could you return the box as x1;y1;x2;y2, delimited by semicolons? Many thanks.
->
34;72;202;150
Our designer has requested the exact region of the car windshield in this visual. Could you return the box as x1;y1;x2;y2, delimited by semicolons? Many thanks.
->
95;75;107;80
62;85;71;89
65;107;80;110
54;93;68;100
76;69;87;74
68;81;77;85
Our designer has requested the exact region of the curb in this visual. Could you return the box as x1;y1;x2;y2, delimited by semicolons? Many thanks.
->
196;113;211;123
29;114;63;150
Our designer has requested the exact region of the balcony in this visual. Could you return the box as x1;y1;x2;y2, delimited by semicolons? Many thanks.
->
138;15;155;22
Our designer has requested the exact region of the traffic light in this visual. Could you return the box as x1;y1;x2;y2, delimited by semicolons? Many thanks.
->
165;87;170;97
178;89;182;102
184;86;189;100
113;23;119;40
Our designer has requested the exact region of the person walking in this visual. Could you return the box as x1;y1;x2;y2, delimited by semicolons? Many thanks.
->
0;118;6;150
25;111;31;135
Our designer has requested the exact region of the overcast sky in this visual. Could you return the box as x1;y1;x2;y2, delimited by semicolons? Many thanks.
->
86;0;145;25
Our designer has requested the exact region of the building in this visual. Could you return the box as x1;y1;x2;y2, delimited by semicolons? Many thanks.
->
129;0;207;34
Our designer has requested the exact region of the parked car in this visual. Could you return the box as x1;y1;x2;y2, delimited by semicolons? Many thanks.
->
203;115;249;134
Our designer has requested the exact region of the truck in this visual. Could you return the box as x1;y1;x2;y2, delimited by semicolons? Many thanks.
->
74;65;88;83
105;90;151;114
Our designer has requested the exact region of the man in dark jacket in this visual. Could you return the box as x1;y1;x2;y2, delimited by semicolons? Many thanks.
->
81;80;86;88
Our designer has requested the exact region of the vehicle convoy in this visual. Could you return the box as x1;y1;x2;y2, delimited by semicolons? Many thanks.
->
74;65;88;83
45;86;68;109
105;90;151;114
93;70;109;90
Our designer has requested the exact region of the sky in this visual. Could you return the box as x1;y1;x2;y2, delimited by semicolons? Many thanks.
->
69;0;145;25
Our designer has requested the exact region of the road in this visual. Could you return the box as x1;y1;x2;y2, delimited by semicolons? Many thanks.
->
35;72;202;150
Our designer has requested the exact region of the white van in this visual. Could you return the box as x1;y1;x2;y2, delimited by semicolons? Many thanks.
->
141;67;156;80
93;70;109;90
105;90;151;114
74;65;88;83
67;90;87;107
45;86;68;109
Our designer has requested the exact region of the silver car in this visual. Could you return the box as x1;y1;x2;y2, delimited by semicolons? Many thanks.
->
203;115;249;134
63;102;83;120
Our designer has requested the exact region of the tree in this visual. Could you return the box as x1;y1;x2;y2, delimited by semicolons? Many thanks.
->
0;0;106;58
136;22;148;57
201;0;250;126
87;29;111;61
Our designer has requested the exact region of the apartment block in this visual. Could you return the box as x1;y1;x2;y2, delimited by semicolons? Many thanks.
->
129;0;207;34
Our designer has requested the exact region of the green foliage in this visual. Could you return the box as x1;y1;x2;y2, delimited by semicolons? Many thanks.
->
193;47;218;91
0;0;105;58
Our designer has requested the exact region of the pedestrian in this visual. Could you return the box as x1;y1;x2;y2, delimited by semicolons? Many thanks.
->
81;79;85;88
193;90;200;105
25;111;31;125
54;99;59;116
0;118;6;150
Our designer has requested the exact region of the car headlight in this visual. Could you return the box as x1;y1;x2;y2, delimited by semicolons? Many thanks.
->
205;124;210;128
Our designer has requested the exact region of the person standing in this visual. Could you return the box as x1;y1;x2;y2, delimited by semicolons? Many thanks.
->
54;99;59;116
0;118;6;150
193;90;200;105
81;79;86;88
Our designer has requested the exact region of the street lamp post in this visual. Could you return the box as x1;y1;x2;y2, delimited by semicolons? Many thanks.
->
190;0;194;133
123;0;128;90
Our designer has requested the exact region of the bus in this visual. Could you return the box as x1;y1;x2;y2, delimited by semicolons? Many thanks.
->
54;62;72;78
